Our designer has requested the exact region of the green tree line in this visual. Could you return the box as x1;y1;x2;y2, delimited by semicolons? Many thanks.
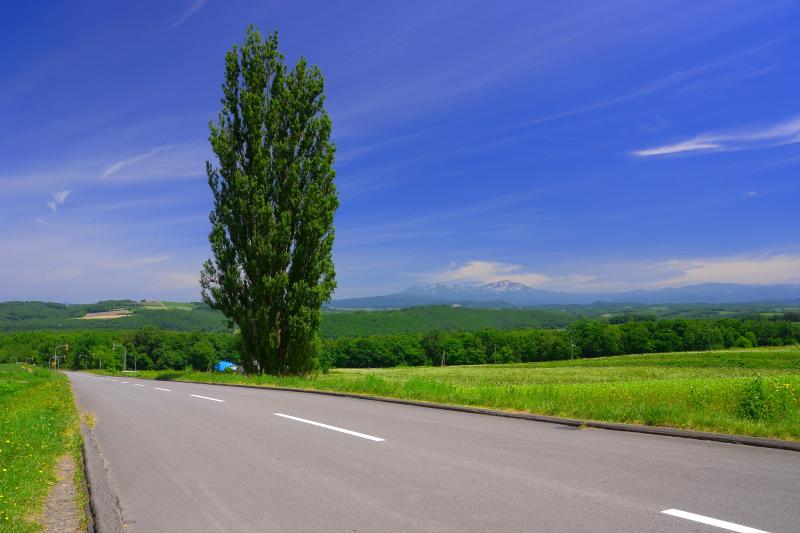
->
1;317;797;372
0;327;239;371
320;317;800;369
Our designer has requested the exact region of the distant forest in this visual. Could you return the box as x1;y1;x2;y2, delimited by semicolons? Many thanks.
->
1;316;798;372
1;300;798;337
0;301;229;332
1;300;799;372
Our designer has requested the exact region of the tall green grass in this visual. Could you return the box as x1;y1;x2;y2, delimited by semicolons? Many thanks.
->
96;347;800;441
0;365;84;532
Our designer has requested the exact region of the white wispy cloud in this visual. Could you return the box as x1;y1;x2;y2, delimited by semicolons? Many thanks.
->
425;261;545;285
46;189;71;212
332;2;675;137
417;253;800;293
44;256;170;282
0;222;196;301
633;140;723;157
651;254;800;287
107;256;171;269
157;272;200;289
567;253;800;291
422;260;596;288
54;190;71;203
512;40;779;133
173;0;207;28
45;268;84;281
102;147;163;178
632;116;800;157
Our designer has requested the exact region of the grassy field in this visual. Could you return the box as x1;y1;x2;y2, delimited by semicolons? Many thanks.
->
96;347;800;441
0;365;85;532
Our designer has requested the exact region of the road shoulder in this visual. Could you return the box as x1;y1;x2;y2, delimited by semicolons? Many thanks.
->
80;418;126;533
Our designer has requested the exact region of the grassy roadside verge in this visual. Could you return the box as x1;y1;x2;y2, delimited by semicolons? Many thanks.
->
0;364;86;532
92;347;800;441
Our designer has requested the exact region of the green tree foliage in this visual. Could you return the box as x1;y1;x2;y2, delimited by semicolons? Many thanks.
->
190;340;217;371
318;317;800;369
321;307;576;337
0;318;798;372
0;329;239;371
200;27;338;375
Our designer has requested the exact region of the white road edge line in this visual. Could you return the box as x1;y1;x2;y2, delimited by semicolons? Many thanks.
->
120;381;129;384
274;413;385;442
190;394;225;403
154;387;172;392
133;384;145;387
662;509;769;533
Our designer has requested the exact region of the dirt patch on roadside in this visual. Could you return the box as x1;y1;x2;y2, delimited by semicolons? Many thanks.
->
42;454;83;533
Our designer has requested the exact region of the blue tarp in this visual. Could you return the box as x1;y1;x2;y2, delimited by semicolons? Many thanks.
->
214;360;236;372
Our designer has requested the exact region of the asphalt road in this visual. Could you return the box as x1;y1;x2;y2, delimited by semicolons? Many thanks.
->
67;372;800;533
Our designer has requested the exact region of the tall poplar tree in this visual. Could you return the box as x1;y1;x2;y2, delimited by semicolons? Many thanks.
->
201;26;338;375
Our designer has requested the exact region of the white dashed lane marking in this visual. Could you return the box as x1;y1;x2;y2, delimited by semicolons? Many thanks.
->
662;509;769;533
190;394;225;403
274;413;385;442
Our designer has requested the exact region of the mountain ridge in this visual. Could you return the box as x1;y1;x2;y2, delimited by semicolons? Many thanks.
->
329;281;800;309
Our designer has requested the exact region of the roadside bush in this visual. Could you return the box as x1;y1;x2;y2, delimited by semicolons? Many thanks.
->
154;370;182;380
734;336;754;348
738;377;796;421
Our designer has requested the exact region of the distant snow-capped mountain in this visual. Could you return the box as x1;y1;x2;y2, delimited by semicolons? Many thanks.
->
327;281;800;309
401;280;566;305
478;280;532;293
404;280;536;295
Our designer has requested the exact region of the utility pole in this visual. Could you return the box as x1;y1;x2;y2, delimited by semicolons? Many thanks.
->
707;323;712;351
52;344;68;369
113;343;128;371
440;350;446;367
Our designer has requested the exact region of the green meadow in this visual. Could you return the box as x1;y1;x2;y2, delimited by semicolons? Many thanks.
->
0;365;84;532
99;347;800;441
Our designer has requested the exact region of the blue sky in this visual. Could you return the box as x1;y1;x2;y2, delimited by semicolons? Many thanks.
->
1;0;799;302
